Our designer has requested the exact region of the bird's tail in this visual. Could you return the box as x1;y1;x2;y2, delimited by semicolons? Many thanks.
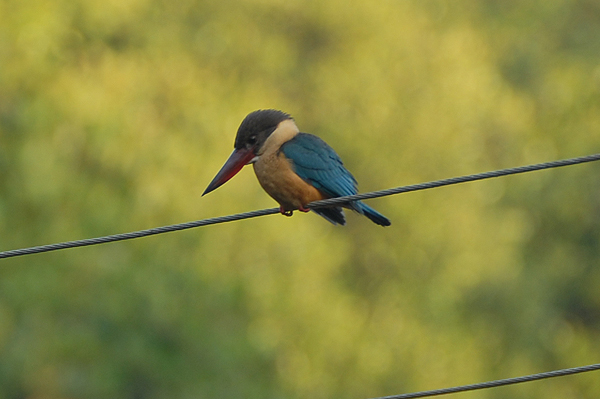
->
314;207;346;225
352;201;391;226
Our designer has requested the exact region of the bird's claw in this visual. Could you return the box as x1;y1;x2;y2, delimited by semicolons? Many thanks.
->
279;206;310;217
280;207;294;217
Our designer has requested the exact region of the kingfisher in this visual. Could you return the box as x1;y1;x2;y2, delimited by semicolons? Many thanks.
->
202;109;391;226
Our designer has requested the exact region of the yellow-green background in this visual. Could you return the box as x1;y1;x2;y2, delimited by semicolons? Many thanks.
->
1;0;600;398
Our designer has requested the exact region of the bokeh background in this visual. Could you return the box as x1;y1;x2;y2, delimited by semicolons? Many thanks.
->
1;0;600;398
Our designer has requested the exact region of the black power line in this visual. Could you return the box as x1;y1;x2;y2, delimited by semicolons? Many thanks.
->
369;362;600;399
1;152;599;259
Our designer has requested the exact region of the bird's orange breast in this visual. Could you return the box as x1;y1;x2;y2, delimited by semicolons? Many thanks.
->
253;151;325;211
251;118;325;210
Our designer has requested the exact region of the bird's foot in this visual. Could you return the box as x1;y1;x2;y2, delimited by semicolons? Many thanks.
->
279;206;310;216
280;207;294;217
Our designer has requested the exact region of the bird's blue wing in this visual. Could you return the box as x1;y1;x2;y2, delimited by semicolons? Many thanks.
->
281;133;391;226
280;133;358;197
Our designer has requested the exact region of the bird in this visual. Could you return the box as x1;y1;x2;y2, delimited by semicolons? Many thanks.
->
202;109;391;226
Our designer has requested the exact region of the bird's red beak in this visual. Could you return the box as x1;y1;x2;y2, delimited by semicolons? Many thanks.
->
202;148;256;196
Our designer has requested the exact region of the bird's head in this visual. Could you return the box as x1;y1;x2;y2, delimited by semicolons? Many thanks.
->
234;109;292;157
203;109;293;196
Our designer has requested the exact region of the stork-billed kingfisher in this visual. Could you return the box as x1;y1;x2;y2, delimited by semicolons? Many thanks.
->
202;109;391;226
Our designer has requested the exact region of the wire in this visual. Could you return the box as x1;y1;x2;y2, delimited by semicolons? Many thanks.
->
309;152;600;208
1;152;599;259
369;362;600;399
0;207;281;259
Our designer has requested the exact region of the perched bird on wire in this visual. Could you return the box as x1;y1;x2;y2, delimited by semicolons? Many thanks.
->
203;109;391;226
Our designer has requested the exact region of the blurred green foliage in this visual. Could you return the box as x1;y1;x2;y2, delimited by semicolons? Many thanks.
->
1;0;600;398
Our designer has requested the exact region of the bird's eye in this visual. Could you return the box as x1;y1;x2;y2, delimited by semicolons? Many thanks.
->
247;135;257;145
